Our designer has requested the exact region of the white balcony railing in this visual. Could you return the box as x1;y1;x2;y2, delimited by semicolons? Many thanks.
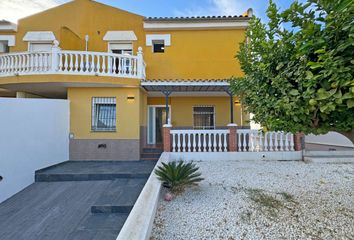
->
237;129;294;152
170;129;229;152
0;46;145;79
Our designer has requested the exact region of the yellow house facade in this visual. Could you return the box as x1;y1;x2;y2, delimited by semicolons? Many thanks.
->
0;0;252;160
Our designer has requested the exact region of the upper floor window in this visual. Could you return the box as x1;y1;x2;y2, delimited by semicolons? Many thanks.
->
109;43;133;55
0;35;15;53
146;34;171;53
28;42;52;52
23;31;56;52
92;97;116;132
152;40;165;53
0;41;9;53
193;106;215;130
104;31;137;55
109;43;133;74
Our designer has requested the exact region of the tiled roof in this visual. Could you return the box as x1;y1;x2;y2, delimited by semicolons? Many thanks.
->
0;20;15;25
144;15;250;22
143;79;230;83
142;79;231;92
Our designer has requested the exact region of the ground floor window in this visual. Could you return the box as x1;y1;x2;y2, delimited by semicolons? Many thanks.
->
193;106;215;129
91;97;116;132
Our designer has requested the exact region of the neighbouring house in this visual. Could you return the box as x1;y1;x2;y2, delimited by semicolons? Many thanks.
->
0;0;257;160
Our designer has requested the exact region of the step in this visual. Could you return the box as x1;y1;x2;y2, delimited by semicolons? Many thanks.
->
140;153;162;159
304;156;354;164
69;213;129;239
35;161;156;182
142;148;163;154
35;172;152;182
91;178;147;214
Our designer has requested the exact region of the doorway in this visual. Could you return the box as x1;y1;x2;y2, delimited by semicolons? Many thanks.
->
147;105;171;145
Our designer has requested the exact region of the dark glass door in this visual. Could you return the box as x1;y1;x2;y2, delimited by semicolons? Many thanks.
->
155;107;166;144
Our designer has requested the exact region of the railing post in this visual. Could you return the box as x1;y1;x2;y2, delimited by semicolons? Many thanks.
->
51;40;60;72
137;47;144;79
228;123;238;152
163;124;172;152
294;132;305;151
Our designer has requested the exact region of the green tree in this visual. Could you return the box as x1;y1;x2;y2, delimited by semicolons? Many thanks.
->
232;0;354;140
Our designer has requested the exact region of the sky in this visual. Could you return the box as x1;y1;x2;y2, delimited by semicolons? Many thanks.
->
0;0;296;24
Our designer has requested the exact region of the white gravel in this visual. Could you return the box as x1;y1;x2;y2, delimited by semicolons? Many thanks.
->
151;160;354;240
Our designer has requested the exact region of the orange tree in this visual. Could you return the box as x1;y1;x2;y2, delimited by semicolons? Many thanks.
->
232;0;354;138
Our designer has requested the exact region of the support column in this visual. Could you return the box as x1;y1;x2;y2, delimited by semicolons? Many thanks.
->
226;90;234;124
162;90;172;125
163;124;172;152
294;132;305;151
228;123;238;152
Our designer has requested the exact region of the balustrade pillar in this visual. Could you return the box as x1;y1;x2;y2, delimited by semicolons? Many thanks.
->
137;47;144;79
163;124;172;152
50;40;60;72
228;123;237;152
294;132;305;151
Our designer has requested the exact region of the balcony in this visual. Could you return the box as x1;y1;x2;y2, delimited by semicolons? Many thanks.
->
0;46;146;79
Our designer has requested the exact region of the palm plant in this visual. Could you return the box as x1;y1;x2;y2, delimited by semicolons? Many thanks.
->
155;161;204;193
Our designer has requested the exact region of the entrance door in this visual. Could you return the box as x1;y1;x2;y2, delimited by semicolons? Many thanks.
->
147;106;170;144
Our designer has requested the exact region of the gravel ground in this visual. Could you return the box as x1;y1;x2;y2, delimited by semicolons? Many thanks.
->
151;160;354;240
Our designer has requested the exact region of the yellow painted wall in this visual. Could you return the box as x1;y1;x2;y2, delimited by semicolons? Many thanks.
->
68;87;141;139
144;29;245;80
147;97;249;127
12;0;145;53
7;0;246;80
139;89;148;127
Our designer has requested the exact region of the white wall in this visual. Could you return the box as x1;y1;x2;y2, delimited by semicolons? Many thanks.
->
0;98;69;203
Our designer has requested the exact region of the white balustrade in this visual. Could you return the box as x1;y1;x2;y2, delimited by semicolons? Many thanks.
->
0;48;145;79
237;130;294;152
170;129;229;152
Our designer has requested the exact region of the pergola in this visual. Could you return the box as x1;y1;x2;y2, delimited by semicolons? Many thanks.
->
141;79;236;125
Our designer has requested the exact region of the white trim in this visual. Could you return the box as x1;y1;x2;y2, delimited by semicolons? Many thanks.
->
23;31;56;42
103;31;137;41
142;81;229;86
146;34;171;46
0;35;15;46
144;21;249;30
0;22;17;32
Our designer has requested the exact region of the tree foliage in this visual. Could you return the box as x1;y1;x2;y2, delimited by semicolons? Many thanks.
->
231;0;354;134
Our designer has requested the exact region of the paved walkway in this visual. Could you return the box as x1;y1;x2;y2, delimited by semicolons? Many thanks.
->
0;160;156;240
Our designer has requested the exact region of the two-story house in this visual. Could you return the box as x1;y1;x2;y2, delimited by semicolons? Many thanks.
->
0;0;252;160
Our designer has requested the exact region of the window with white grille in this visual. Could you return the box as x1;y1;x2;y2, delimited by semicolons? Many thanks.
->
92;97;116;132
193;106;215;129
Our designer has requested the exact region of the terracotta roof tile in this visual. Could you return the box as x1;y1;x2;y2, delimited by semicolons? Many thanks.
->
144;15;250;22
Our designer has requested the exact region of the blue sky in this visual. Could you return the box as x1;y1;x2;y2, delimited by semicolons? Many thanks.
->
0;0;296;24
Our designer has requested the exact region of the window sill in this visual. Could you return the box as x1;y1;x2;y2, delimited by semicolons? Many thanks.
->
91;129;117;133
